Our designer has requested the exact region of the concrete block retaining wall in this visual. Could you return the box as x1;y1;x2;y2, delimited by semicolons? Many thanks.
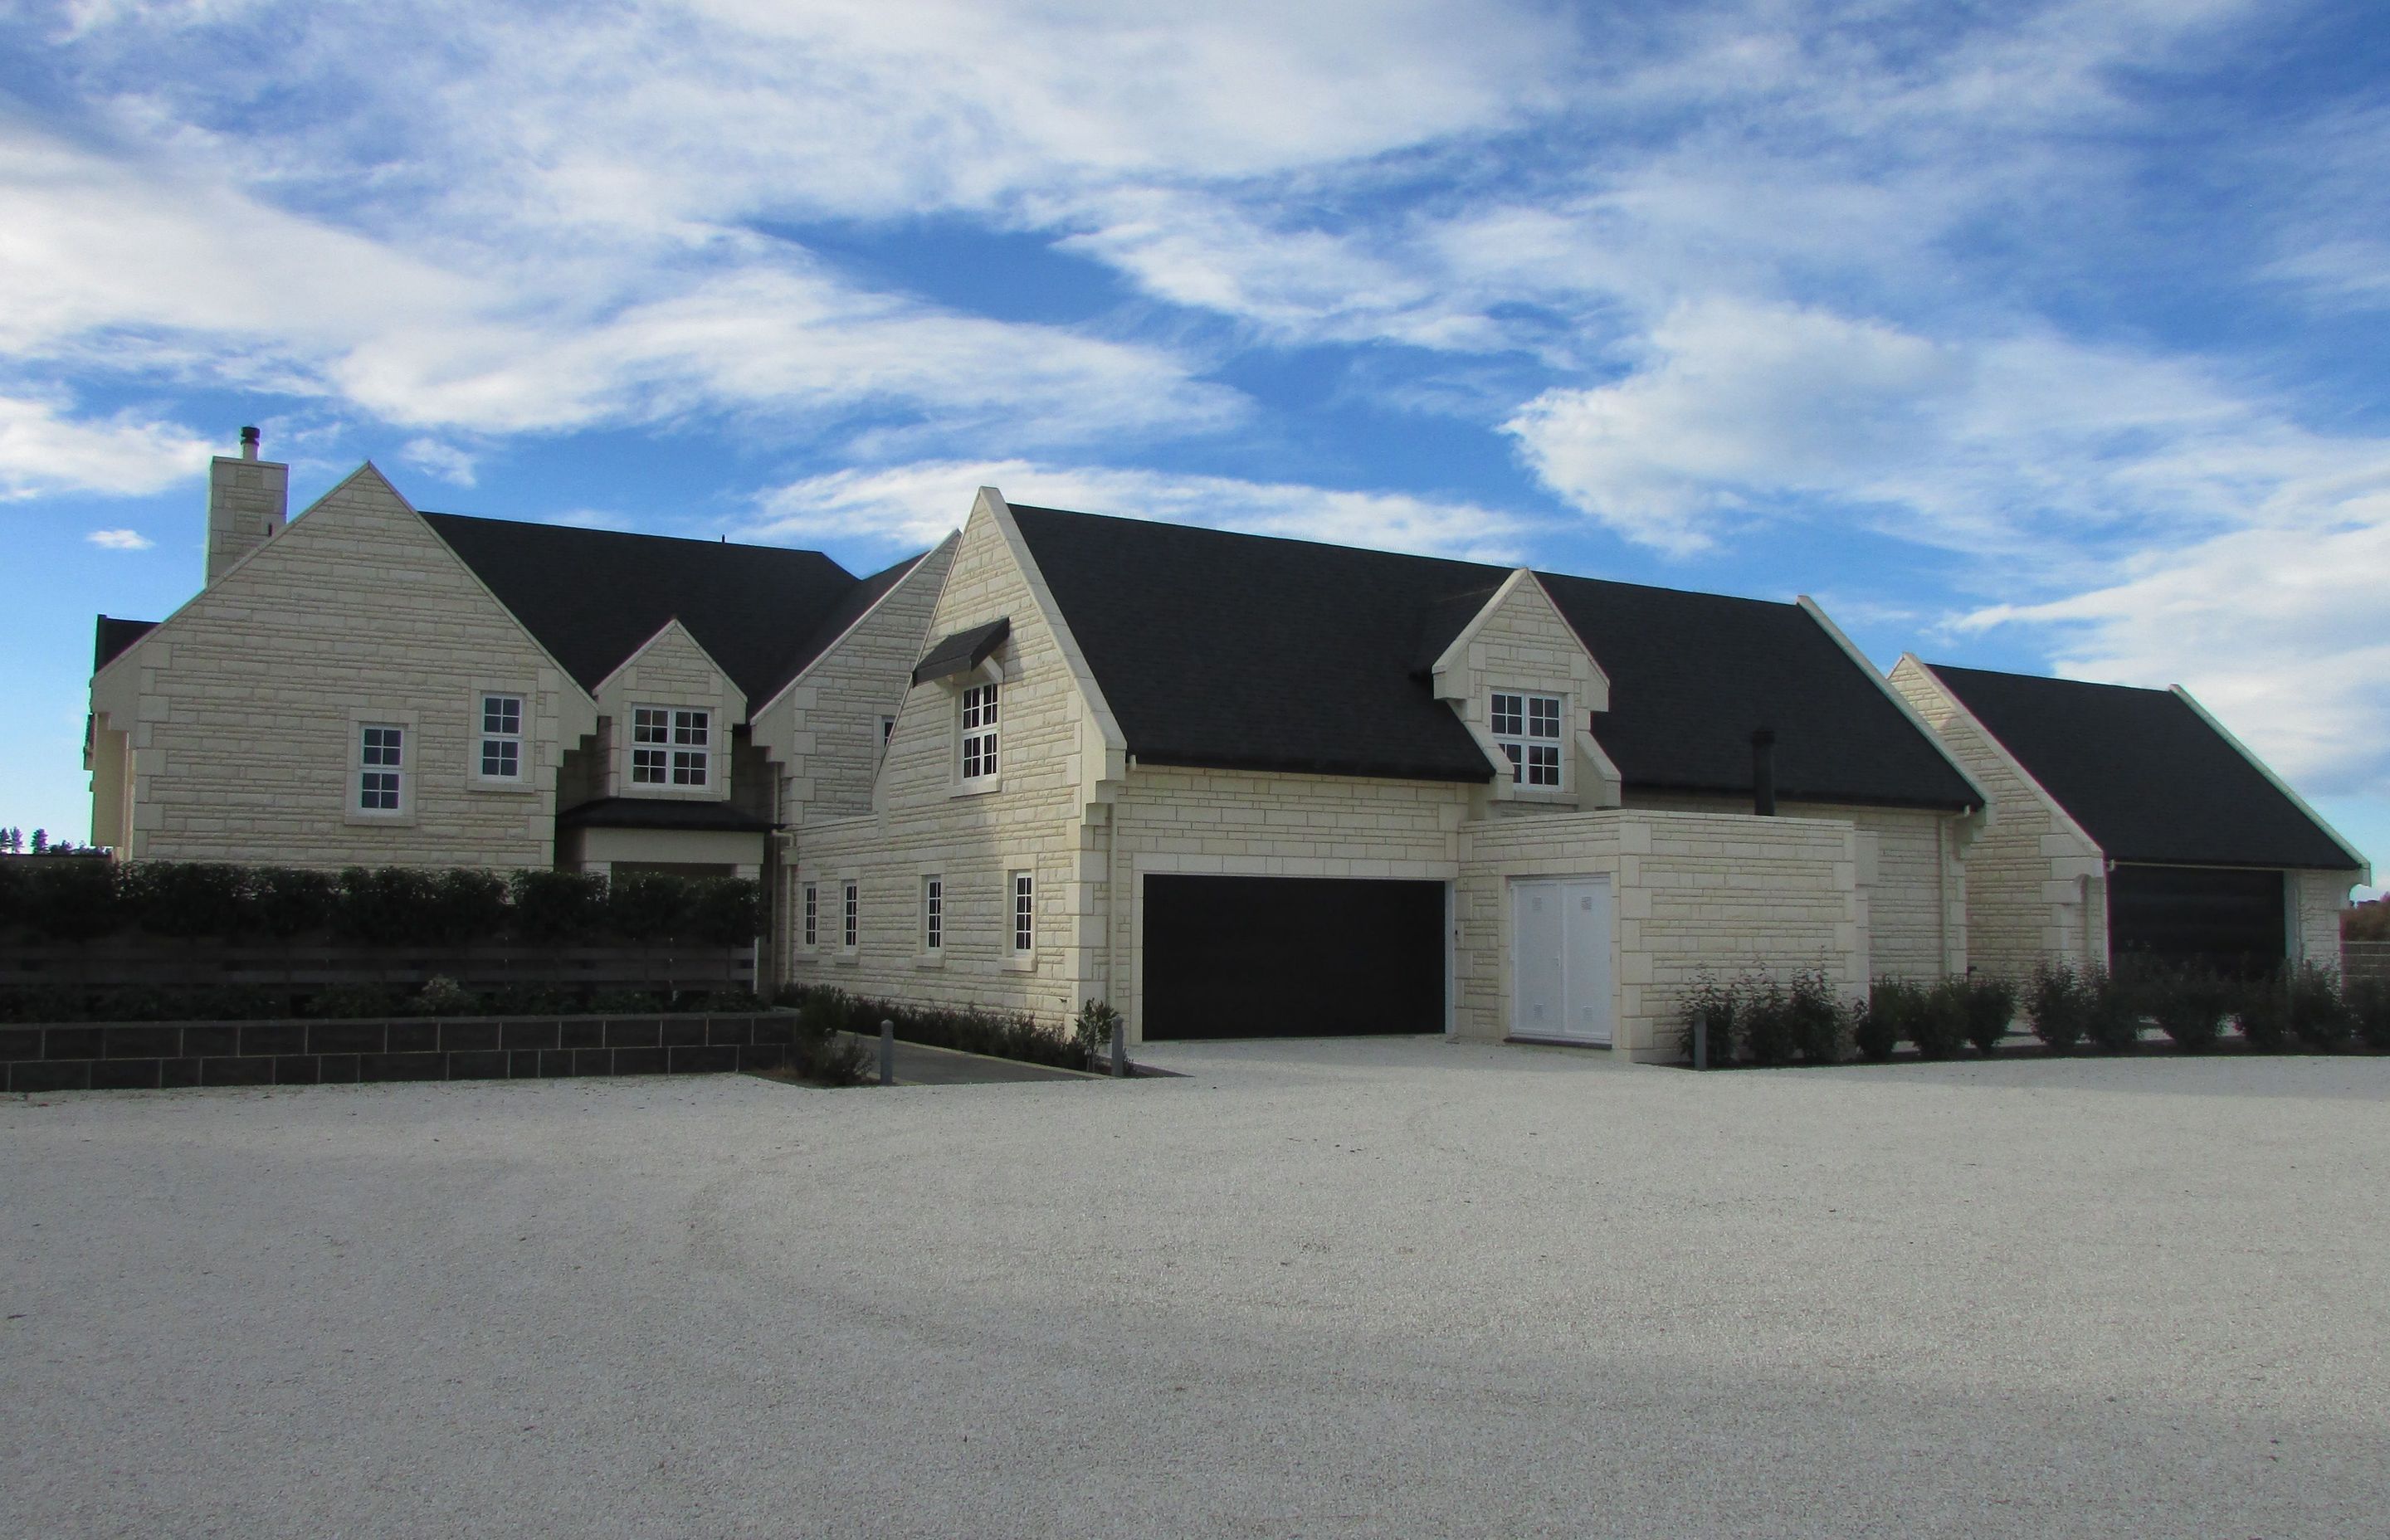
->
0;1012;797;1093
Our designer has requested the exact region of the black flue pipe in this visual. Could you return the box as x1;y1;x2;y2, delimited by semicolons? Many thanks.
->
1751;729;1778;816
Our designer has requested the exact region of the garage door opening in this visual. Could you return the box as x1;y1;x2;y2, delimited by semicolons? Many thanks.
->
1141;875;1446;1040
2110;864;2285;977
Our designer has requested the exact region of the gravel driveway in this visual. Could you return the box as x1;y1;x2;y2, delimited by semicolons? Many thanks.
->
4;1040;2386;1538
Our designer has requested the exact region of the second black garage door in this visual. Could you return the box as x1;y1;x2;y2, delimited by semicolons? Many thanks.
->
1142;875;1446;1040
2110;864;2285;975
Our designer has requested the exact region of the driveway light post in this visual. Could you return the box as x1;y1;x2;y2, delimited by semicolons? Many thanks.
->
880;1019;895;1086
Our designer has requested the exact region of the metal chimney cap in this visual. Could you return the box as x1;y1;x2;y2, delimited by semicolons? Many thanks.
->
238;426;261;460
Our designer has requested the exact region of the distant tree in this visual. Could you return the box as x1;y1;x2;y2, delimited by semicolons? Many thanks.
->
29;829;46;854
2348;899;2390;943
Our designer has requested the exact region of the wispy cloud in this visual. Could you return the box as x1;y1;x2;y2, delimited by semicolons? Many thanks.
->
85;527;154;549
0;394;212;499
398;437;477;486
749;459;1550;564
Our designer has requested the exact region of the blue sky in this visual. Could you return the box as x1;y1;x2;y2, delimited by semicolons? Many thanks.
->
2;1;2384;893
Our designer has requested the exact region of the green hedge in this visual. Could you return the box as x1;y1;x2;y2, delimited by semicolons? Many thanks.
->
776;984;1082;1070
0;859;762;948
0;982;768;1025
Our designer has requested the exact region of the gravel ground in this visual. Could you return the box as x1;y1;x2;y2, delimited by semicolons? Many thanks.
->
4;1039;2387;1539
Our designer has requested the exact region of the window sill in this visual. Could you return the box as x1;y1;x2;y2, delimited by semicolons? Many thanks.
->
1002;955;1037;973
915;953;946;970
949;779;1002;798
833;952;860;967
466;779;539;795
343;810;417;827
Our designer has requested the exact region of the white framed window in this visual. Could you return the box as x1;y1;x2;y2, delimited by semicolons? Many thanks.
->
1012;871;1034;954
357;724;405;812
632;705;710;787
1490;691;1563;788
478;694;524;781
958;682;998;786
923;876;943;952
841;880;859;951
802;883;818;948
880;715;896;748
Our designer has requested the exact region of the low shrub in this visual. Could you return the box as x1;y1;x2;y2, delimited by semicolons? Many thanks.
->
250;867;337;938
1907;979;1969;1061
1738;977;1800;1068
409;976;477;1016
1958;973;2020;1057
1072;998;1122;1060
780;984;1080;1070
507;869;608;943
1677;972;1741;1067
2137;965;2231;1054
125;861;247;939
2236;977;2290;1051
2080;967;2144;1054
1851;979;1914;1061
2288;962;2352;1051
2351;978;2390;1052
2026;962;2087;1054
1788;967;1847;1065
686;878;765;946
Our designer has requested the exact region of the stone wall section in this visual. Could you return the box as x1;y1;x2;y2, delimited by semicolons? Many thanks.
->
90;465;591;870
783;500;1100;1028
752;536;955;828
1889;658;2106;977
592;621;744;805
1458;809;1861;1060
1619;788;1960;981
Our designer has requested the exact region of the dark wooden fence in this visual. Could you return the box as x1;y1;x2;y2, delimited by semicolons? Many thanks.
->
0;938;754;998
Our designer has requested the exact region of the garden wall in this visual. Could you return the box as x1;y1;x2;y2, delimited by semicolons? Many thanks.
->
1;1011;797;1093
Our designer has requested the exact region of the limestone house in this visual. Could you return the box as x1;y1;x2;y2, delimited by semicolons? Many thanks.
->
786;488;1988;1059
1890;660;2368;978
87;432;953;928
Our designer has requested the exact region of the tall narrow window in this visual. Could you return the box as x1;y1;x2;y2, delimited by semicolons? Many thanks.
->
958;682;998;785
479;694;524;780
1012;871;1034;955
632;706;710;787
842;880;859;950
802;883;818;948
358;724;404;811
1490;691;1563;787
880;715;896;747
924;876;943;952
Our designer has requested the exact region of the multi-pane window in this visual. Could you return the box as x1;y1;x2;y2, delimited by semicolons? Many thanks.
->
479;694;524;780
358;724;404;811
958;683;998;783
924;876;943;952
1012;872;1034;954
842;881;859;950
632;706;709;787
1491;691;1563;787
802;883;818;948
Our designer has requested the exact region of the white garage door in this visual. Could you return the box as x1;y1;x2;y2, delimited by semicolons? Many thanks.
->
1510;876;1616;1045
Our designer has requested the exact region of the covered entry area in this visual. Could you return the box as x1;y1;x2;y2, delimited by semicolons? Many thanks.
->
1140;875;1446;1040
2110;863;2285;975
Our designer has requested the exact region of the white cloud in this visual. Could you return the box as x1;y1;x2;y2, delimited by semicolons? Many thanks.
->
398;437;477;486
1962;511;2390;802
749;459;1549;563
0;394;212;499
85;527;154;549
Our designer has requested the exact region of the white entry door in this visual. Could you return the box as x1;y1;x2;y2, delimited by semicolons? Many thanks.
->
1510;877;1616;1045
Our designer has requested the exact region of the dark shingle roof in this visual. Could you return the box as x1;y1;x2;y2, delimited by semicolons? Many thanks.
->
418;513;864;706
94;616;159;674
1927;664;2359;870
914;618;1011;686
1007;504;1978;807
1540;576;1980;810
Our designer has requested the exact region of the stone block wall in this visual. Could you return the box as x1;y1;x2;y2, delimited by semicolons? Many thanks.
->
1458;808;1861;1059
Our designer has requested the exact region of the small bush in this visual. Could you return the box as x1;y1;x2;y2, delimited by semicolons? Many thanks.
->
2288;962;2352;1051
410;976;477;1016
1958;973;2019;1057
2236;977;2290;1051
2025;963;2087;1054
1905;979;1969;1061
2080;967;2143;1054
2349;978;2390;1052
1677;972;1740;1067
1788;967;1847;1065
606;870;690;942
1738;977;1800;1068
1851;980;1910;1061
1072;998;1122;1059
2139;965;2231;1054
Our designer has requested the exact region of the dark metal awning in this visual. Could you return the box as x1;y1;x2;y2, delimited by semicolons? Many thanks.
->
912;616;1010;686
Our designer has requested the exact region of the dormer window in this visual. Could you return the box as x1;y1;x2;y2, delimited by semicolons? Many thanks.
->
1491;691;1563;787
632;705;710;787
958;682;998;787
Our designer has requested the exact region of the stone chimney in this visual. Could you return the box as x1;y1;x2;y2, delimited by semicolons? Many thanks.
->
206;426;288;585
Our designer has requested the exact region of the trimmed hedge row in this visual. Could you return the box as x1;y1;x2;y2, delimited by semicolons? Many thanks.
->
778;984;1085;1070
1681;961;2390;1067
0;860;762;946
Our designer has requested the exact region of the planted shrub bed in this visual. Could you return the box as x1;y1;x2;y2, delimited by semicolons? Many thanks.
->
1680;962;2390;1068
778;984;1106;1071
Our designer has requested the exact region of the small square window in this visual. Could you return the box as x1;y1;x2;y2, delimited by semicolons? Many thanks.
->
632;705;707;787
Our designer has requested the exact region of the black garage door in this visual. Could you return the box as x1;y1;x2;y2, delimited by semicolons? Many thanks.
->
1142;875;1446;1040
2110;865;2285;975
